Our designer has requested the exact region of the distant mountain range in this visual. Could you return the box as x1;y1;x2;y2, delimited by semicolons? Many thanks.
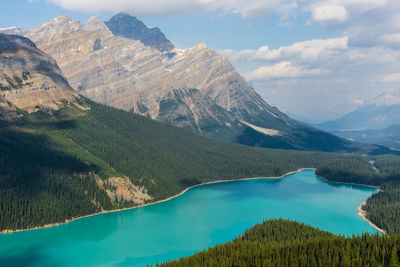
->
314;89;400;149
0;13;392;153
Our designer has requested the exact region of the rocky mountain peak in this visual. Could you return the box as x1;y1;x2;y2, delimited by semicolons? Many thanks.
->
83;16;110;33
40;14;74;29
105;13;174;52
194;42;208;50
31;14;81;38
53;13;72;24
11;14;361;152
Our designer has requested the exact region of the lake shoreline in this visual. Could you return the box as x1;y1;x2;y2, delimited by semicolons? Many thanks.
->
1;167;381;234
314;174;385;234
315;175;381;190
357;201;386;234
0;168;312;234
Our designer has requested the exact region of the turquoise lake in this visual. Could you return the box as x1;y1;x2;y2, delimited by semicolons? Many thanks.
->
0;170;377;266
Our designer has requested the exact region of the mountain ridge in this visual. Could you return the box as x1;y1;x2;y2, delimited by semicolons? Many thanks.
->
0;14;393;153
314;89;400;149
0;33;81;116
316;88;400;132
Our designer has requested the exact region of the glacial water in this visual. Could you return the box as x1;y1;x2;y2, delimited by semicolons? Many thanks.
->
0;170;377;266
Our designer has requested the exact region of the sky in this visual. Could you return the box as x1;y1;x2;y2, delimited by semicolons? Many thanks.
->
1;0;400;122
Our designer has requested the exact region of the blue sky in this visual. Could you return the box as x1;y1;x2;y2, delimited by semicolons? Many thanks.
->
1;0;400;121
0;0;339;50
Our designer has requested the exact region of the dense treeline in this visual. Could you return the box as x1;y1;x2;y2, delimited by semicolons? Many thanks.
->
0;125;113;231
316;154;400;186
0;99;398;231
158;219;400;267
364;181;400;234
315;154;400;234
374;155;400;176
63;102;384;199
316;158;382;185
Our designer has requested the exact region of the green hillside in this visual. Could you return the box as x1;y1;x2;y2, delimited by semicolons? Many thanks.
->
2;32;395;233
0;98;386;231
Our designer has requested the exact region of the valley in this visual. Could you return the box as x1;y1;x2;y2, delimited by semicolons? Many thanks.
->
315;89;400;150
1;6;400;266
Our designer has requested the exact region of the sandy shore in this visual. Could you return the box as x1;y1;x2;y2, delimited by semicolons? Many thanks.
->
1;167;382;234
357;201;385;234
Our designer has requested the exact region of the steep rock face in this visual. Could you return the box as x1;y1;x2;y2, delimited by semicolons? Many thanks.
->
105;13;174;52
5;14;380;152
0;33;79;116
0;33;153;212
17;15;290;139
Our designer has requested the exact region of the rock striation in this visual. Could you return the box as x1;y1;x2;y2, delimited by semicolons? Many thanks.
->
0;33;80;118
105;13;174;52
2;14;373;151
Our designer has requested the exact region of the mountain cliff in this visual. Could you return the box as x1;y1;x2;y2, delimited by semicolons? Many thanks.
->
0;33;80;116
2;14;391;153
105;13;174;52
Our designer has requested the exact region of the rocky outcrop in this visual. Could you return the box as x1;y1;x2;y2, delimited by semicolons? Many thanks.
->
96;176;152;204
0;33;80;116
105;13;174;52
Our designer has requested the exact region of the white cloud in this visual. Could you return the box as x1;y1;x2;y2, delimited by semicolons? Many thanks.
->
46;0;400;51
220;37;348;62
48;0;206;16
311;4;348;23
380;72;400;83
382;33;400;45
223;36;400;119
244;61;327;81
229;0;287;18
47;0;289;18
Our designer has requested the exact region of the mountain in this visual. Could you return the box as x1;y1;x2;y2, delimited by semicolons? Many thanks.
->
317;89;400;131
1;14;392;153
2;33;384;231
0;33;81;117
335;124;400;150
315;89;400;149
105;13;174;52
0;27;29;36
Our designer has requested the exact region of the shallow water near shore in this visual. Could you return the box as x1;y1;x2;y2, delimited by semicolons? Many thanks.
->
0;170;377;266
